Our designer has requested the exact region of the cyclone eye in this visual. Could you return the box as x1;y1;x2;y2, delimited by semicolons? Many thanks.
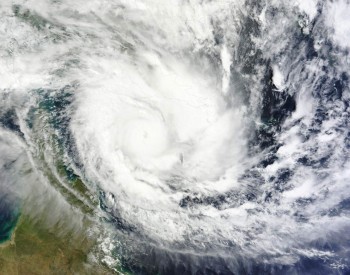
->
121;118;169;159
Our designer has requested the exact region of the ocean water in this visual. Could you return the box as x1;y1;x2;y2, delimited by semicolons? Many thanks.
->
0;196;18;244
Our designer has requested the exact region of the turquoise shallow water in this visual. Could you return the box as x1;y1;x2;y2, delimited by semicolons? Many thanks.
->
0;199;19;244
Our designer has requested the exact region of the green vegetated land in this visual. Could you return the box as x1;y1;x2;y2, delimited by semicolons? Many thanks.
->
0;216;115;275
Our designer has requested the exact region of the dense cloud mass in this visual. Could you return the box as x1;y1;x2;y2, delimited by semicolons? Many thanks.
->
1;0;350;274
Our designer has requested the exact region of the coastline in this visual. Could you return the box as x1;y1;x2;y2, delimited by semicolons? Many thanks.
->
0;226;17;248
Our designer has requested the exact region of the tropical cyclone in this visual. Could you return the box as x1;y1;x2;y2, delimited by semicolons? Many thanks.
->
71;50;248;245
1;0;350;274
